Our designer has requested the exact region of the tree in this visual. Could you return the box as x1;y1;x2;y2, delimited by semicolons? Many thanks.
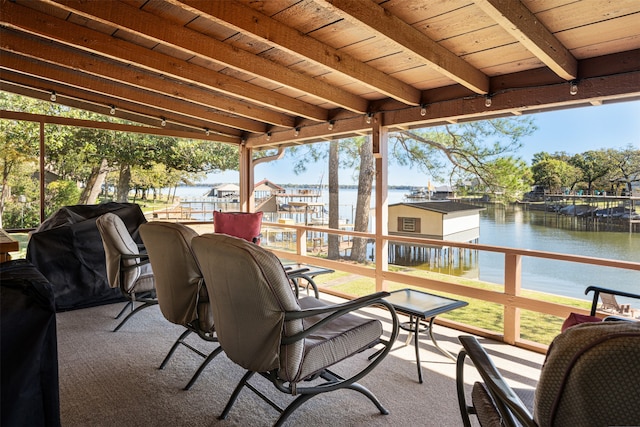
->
349;136;374;262
531;155;580;193
569;150;612;194
606;145;640;194
327;140;340;259
390;118;537;199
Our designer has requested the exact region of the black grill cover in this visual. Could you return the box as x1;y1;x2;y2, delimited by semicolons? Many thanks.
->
1;259;61;427
26;202;147;311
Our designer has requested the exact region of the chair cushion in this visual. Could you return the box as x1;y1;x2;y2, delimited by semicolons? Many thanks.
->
213;211;263;244
534;321;640;427
139;222;205;328
96;212;143;291
560;312;601;332
280;296;383;383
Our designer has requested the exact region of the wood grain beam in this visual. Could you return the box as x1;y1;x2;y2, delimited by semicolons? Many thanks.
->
0;30;293;130
44;0;369;113
0;52;265;135
175;0;421;106
475;0;578;81
0;1;327;122
0;109;239;144
321;0;490;94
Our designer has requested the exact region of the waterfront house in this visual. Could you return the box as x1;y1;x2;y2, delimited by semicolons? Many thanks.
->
389;201;484;243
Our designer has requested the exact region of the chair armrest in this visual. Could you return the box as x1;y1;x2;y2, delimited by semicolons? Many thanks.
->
119;252;151;270
282;292;397;345
457;335;535;427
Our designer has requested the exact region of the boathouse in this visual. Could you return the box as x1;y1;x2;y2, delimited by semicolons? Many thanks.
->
389;201;485;242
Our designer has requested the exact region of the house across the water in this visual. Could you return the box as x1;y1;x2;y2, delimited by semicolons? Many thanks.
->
389;201;485;243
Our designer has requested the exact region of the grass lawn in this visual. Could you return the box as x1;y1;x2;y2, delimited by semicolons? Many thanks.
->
312;267;591;346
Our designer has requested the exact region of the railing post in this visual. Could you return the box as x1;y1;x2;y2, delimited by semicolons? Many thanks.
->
297;228;307;257
504;253;522;344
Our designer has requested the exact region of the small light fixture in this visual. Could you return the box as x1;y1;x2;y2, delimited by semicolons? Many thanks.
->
50;91;57;102
266;132;271;141
294;127;300;137
109;105;116;115
365;112;373;124
328;120;335;130
420;104;427;116
484;95;492;107
569;81;578;95
204;128;210;136
160;117;166;127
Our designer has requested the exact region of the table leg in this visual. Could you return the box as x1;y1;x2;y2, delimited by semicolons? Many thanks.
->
426;317;456;361
413;315;423;384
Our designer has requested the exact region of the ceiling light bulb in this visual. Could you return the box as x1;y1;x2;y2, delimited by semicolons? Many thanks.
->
328;121;335;130
205;128;210;136
110;105;116;115
160;118;166;127
294;127;300;137
266;132;271;141
50;91;56;102
570;82;578;95
420;106;427;116
484;96;492;107
365;113;372;124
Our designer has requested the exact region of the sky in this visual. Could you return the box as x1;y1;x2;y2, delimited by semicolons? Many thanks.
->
207;100;640;187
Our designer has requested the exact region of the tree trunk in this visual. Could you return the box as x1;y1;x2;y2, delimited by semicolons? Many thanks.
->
79;158;109;204
350;136;374;263
116;164;131;202
328;140;340;259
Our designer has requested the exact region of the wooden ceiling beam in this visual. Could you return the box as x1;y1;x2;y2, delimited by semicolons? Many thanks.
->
0;53;263;135
1;1;327;122
0;29;294;129
320;0;490;95
0;109;239;144
0;80;213;135
44;0;369;113
0;69;243;141
175;0;421;106
474;0;578;81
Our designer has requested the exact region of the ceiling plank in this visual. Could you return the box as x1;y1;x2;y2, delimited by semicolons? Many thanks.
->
0;67;244;140
175;0;422;106
44;0;369;113
0;52;266;134
1;0;328;122
0;109;238;143
320;0;490;94
0;80;212;135
0;30;296;129
474;0;578;81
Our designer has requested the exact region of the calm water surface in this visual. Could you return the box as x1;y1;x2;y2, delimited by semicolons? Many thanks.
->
176;186;640;302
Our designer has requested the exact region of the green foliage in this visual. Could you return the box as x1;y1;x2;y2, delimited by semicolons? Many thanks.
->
389;117;537;198
45;180;80;216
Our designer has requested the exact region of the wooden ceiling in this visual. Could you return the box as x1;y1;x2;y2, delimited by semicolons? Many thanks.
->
2;0;639;149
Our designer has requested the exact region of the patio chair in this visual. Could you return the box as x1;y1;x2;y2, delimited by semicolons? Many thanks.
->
456;321;640;427
599;292;631;315
213;210;319;298
191;233;399;426
139;222;223;390
96;213;157;331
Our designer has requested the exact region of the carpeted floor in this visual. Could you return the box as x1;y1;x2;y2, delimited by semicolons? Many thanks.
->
56;294;544;426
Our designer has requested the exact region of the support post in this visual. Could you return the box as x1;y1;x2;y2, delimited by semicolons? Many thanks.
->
372;113;389;292
504;253;522;344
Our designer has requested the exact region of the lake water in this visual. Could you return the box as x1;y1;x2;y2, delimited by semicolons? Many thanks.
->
173;186;640;303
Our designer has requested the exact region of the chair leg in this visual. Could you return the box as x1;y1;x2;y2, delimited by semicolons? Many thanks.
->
160;329;192;369
184;345;224;390
219;370;255;420
114;301;132;319
113;300;157;332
